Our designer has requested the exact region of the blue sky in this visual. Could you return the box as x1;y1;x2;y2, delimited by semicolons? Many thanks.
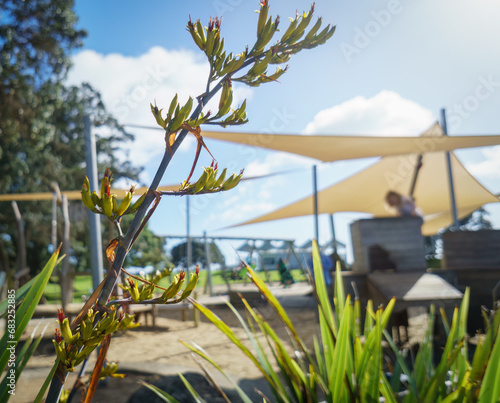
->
69;0;500;264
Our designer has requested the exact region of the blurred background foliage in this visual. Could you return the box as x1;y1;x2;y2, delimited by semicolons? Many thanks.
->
0;0;145;278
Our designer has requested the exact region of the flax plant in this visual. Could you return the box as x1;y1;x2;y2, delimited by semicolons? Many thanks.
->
182;241;500;402
0;249;63;402
39;2;336;401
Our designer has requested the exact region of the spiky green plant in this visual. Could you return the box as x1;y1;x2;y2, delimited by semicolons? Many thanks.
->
0;248;63;402
182;240;500;402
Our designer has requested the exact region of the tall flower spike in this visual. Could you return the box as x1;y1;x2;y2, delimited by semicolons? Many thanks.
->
257;0;269;37
127;277;140;302
100;168;111;199
60;317;78;344
54;328;62;343
57;308;65;324
180;265;200;300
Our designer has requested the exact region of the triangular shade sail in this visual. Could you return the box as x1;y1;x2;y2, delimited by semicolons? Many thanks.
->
0;185;179;202
0;169;285;202
203;123;500;162
231;125;499;235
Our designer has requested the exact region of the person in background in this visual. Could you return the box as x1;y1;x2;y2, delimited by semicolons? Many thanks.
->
385;190;422;217
277;258;295;286
307;252;334;288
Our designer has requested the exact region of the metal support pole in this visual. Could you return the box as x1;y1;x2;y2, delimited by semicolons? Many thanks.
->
84;115;104;289
441;108;460;230
329;214;337;255
409;154;423;198
312;165;319;242
203;231;213;297
186;196;192;274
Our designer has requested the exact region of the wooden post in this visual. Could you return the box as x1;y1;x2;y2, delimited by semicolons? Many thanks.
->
60;195;73;309
11;201;27;278
51;192;58;249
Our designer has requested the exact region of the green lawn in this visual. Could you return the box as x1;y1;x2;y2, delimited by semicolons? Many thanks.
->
44;268;308;304
44;275;94;304
158;268;308;289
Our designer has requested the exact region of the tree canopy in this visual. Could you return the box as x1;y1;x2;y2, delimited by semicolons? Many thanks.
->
125;223;172;270
424;207;493;264
170;241;225;268
0;0;141;275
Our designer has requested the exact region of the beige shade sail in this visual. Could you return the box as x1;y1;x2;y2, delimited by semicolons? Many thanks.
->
0;171;285;202
231;124;499;235
202;122;500;162
4;123;499;231
0;185;179;202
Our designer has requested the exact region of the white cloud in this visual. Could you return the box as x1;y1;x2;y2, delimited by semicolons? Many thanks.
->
303;90;435;136
203;173;281;227
209;199;276;225
210;152;314;223
467;146;500;178
244;151;313;177
67;47;253;167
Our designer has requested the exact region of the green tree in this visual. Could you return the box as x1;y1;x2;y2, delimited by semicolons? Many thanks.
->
425;207;493;266
125;223;172;270
0;0;141;276
170;241;225;268
456;207;492;231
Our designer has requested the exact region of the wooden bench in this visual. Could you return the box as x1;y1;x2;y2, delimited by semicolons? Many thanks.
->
128;304;157;327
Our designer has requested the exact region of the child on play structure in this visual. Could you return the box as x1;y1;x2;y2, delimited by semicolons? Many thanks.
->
385;190;422;217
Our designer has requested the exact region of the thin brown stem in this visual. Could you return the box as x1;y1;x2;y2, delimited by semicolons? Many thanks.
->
46;36;266;403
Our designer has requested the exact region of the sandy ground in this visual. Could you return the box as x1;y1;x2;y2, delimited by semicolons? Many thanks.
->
8;282;428;403
10;283;321;402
